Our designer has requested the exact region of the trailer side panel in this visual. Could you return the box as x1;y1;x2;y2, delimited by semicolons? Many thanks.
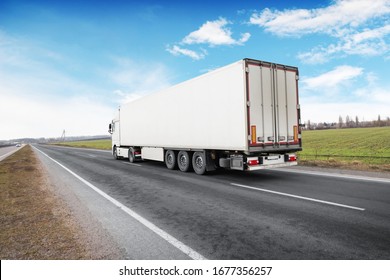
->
119;60;248;151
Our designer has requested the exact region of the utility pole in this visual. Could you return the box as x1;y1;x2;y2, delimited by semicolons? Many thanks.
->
60;130;66;142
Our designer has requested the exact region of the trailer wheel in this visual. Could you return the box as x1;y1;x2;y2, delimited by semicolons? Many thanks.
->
165;150;177;170
178;151;192;172
192;151;207;175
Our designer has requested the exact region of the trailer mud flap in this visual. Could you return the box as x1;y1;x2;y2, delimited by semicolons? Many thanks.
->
206;151;217;171
230;156;244;171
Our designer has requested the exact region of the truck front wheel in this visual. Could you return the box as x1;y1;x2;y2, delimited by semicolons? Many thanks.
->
192;151;207;175
178;151;192;172
165;150;177;170
128;148;135;163
113;146;119;160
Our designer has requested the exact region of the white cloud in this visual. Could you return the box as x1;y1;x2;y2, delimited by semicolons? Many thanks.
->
250;0;390;37
109;57;170;89
302;65;363;89
167;17;250;59
351;25;390;44
297;49;330;64
182;17;250;46
250;0;390;63
166;45;206;60
354;84;390;104
342;24;390;55
298;24;390;64
299;65;390;123
238;32;251;44
108;57;172;104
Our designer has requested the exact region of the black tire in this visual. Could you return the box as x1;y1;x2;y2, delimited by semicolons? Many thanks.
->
113;146;119;160
178;151;192;172
165;150;177;170
128;148;135;163
192;151;207;175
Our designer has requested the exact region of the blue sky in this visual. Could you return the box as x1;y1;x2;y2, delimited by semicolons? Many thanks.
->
1;0;389;139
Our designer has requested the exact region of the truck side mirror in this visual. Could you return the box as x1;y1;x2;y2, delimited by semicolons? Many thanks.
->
108;123;112;134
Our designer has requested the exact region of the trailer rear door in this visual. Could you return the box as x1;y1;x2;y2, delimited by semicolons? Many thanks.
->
246;59;301;152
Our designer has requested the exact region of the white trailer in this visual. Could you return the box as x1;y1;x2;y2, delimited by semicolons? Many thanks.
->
109;58;302;175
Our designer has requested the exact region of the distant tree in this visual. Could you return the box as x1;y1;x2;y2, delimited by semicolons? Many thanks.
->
346;115;351;128
307;120;312;130
338;115;343;128
355;116;359;127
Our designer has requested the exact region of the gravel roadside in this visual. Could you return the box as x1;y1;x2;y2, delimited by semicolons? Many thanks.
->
0;145;123;259
33;147;125;259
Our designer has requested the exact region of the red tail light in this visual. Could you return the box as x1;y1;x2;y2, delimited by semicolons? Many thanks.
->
248;159;259;166
288;155;297;162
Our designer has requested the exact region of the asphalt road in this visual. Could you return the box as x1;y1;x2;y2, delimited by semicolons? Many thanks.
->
33;144;390;260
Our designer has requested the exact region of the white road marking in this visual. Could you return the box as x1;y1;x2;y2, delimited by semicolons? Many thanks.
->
231;183;365;211
275;168;390;184
33;146;206;260
122;162;142;167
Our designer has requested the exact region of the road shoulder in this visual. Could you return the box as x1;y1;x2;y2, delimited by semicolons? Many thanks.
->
33;145;195;259
34;149;125;259
1;145;122;259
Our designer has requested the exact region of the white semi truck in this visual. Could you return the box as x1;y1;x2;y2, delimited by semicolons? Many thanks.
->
109;58;302;175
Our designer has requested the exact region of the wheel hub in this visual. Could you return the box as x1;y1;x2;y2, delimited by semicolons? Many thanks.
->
180;155;187;165
195;156;203;168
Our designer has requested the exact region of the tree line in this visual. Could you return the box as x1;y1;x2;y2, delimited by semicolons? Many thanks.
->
304;115;390;130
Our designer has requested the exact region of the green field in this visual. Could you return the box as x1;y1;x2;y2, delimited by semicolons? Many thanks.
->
55;127;390;172
298;127;390;171
55;139;111;150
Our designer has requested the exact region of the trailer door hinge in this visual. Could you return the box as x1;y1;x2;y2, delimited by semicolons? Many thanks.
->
245;67;249;73
247;101;251;107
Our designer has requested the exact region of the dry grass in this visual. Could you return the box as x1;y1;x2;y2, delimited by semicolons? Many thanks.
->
0;146;92;259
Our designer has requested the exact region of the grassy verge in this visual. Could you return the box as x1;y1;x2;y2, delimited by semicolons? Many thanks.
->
0;146;91;259
298;127;390;172
54;139;111;150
